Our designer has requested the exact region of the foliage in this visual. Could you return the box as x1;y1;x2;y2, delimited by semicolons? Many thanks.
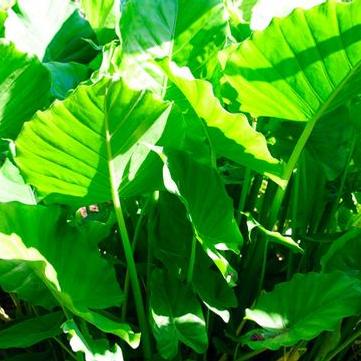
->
1;1;361;360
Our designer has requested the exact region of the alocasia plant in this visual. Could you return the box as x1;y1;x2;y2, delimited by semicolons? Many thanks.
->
1;1;361;361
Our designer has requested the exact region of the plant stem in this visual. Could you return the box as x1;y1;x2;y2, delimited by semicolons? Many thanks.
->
268;118;317;228
187;236;197;284
237;168;252;225
323;326;361;361
113;195;152;360
103;84;151;359
121;199;150;321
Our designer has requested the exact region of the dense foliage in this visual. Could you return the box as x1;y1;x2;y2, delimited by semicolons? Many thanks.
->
1;0;361;360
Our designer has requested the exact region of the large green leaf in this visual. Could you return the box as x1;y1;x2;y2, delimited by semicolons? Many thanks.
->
151;193;237;322
15;79;171;205
0;41;50;139
119;0;228;93
242;272;361;350
0;312;64;349
5;0;97;63
220;0;361;121
159;59;284;184
0;159;36;204
0;203;139;347
161;148;242;285
150;269;208;359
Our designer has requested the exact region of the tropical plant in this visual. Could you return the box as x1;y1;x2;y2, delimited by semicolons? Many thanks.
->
1;0;361;360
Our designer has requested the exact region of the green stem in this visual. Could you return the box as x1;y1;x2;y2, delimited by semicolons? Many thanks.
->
113;195;152;359
323;326;361;361
257;238;269;296
121;199;150;321
237;168;252;225
268;118;317;228
103;84;151;359
187;236;197;284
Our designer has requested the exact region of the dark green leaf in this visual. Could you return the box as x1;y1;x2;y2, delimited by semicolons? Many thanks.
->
243;272;361;350
150;269;208;359
0;312;64;349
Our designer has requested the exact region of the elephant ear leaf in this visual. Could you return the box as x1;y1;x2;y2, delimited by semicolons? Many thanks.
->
0;202;139;348
220;0;361;122
15;79;171;205
242;272;361;350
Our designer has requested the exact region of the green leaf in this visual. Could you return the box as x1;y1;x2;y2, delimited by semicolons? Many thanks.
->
63;319;124;361
0;312;64;349
0;203;139;347
161;148;242;285
5;0;97;63
0;41;50;139
307;106;356;180
150;269;208;359
243;272;361;350
0;9;6;36
119;0;228;93
220;0;361;121
193;248;238;323
44;62;90;99
245;213;303;253
79;0;120;30
15;79;171;206
0;159;36;204
151;193;237;322
321;228;361;277
159;59;284;184
43;10;97;64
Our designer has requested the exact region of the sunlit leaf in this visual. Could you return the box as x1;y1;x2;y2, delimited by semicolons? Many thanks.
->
0;159;36;204
0;203;139;347
5;0;97;62
15;79;171;205
0;41;50;139
220;0;361;121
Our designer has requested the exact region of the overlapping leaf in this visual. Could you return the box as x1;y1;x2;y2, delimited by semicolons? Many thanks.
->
159;59;284;184
0;312;64;348
220;0;361;121
5;0;97;62
161;148;242;285
0;159;36;204
0;203;139;347
150;269;208;359
119;0;228;93
243;272;361;350
15;79;171;205
0;41;50;139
